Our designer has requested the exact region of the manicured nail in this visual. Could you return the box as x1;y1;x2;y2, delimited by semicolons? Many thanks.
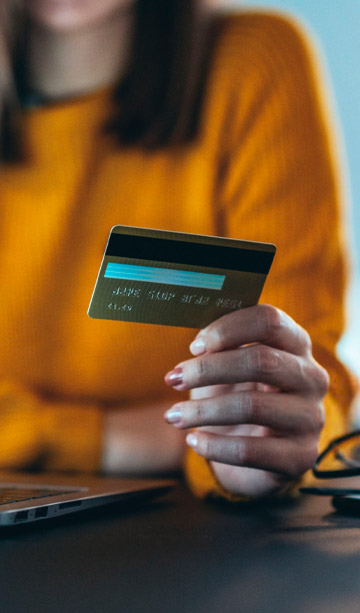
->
186;432;198;448
164;406;182;425
189;336;206;356
164;367;184;389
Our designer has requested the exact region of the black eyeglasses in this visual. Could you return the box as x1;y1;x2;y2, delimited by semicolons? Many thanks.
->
300;430;360;497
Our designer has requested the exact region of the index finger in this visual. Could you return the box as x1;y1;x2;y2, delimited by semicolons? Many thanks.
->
190;304;312;358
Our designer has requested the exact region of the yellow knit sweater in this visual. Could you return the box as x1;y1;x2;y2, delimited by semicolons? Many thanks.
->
0;12;356;497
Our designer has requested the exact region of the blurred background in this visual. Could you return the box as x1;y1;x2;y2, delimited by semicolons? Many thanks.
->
220;0;360;378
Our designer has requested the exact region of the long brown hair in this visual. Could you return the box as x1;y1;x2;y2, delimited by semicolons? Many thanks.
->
1;0;215;162
0;1;25;161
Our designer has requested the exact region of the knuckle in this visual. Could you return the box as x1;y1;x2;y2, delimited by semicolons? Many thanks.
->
228;396;243;421
259;304;284;341
313;402;326;434
236;439;253;466
301;329;313;354
194;356;213;384
189;401;205;423
207;322;227;352
290;440;319;478
309;441;320;467
247;345;281;376
312;362;330;396
242;392;265;423
201;434;214;458
303;442;319;473
301;401;325;436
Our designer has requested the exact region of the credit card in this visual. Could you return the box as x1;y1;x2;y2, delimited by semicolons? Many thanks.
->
88;226;276;329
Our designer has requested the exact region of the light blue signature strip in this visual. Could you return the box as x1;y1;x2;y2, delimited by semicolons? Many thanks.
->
105;263;225;290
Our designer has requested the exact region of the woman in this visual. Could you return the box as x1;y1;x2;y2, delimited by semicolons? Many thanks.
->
0;0;355;499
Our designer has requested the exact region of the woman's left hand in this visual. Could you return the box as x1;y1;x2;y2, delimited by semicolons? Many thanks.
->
164;304;329;498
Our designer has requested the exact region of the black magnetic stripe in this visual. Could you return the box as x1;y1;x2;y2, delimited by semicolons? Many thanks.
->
105;233;274;274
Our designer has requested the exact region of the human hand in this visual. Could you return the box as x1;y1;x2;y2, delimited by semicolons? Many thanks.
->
164;305;328;498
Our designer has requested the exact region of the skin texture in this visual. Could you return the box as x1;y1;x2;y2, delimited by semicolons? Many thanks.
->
165;304;328;497
25;0;135;32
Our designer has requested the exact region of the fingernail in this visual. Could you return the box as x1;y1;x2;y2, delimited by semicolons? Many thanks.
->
164;406;182;425
164;367;184;389
186;432;198;448
189;336;206;356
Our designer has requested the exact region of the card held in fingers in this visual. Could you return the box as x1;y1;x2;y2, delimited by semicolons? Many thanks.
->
88;225;276;329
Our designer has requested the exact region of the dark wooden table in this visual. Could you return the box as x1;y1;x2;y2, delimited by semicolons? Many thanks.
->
1;482;360;613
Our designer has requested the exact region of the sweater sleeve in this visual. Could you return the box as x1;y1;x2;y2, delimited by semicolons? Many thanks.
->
185;13;358;499
0;380;103;472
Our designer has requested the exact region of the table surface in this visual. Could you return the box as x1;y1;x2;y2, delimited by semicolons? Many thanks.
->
1;481;360;613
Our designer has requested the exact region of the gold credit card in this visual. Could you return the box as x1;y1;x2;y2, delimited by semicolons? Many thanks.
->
88;226;276;329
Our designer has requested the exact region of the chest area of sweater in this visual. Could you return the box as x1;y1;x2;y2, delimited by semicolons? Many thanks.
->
1;143;217;236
